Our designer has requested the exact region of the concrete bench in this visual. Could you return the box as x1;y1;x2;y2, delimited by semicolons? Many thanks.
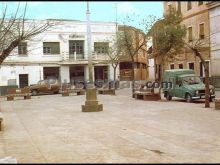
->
61;88;85;96
214;98;220;110
0;112;3;131
98;88;115;95
6;88;31;101
133;91;161;101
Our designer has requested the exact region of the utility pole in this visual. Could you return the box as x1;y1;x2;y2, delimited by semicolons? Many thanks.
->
86;2;93;85
82;2;103;112
115;3;118;33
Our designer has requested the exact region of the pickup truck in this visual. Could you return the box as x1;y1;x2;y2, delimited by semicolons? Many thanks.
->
163;69;215;103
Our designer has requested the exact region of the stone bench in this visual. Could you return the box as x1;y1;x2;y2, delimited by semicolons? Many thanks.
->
0;112;3;131
133;91;161;101
60;88;85;96
6;88;31;101
98;88;115;95
214;98;220;110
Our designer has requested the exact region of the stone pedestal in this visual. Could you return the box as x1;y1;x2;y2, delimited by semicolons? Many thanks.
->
82;88;103;112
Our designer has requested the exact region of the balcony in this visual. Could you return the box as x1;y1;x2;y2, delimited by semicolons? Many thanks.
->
61;51;109;64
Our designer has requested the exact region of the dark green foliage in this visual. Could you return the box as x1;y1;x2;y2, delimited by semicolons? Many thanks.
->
150;7;187;59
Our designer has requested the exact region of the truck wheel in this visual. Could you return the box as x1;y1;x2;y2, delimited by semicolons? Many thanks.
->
166;93;172;101
186;93;192;103
32;90;38;96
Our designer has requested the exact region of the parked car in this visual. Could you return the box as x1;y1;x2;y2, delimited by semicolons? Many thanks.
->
163;69;215;103
25;78;60;96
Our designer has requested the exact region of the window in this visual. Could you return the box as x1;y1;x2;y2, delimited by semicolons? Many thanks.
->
94;42;109;54
187;1;192;10
198;1;203;6
188;27;193;42
168;4;172;12
188;62;194;70
199;23;205;39
43;47;51;54
43;42;60;54
179;63;183;69
69;41;84;54
120;62;132;69
18;42;27;55
177;1;181;13
170;64;174;69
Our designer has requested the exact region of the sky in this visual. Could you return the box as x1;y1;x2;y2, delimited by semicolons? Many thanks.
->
2;1;164;31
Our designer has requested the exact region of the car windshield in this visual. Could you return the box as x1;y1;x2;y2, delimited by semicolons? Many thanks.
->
182;76;202;85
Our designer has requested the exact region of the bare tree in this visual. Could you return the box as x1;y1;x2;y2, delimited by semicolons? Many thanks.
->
119;15;156;97
184;37;212;108
0;2;53;65
106;32;123;81
119;25;147;97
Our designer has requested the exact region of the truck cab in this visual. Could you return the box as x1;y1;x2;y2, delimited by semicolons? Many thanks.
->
163;69;215;103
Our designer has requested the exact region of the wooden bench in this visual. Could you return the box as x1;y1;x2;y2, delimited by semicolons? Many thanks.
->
6;88;31;101
215;98;220;110
133;91;161;101
98;88;115;95
61;88;85;96
0;112;3;131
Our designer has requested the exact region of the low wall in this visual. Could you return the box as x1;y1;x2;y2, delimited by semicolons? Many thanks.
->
0;86;18;96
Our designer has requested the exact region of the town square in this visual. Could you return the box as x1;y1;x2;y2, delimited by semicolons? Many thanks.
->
0;1;220;163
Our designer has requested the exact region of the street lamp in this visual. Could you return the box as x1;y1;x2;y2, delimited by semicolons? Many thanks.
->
81;2;103;112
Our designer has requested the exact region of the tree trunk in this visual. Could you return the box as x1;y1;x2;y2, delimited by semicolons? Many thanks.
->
204;64;210;108
131;59;135;98
194;50;210;108
113;67;116;81
0;39;21;64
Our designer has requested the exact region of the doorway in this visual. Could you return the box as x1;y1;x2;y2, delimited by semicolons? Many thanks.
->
94;66;108;82
69;66;85;84
43;67;60;80
19;74;29;88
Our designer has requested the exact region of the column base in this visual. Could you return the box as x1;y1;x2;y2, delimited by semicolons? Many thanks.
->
81;104;103;112
81;88;103;112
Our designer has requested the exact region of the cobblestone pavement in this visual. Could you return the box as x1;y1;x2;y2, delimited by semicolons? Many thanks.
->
0;89;220;163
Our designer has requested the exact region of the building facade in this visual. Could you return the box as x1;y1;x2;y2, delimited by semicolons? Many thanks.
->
0;19;119;88
155;1;210;81
118;25;149;81
207;1;220;87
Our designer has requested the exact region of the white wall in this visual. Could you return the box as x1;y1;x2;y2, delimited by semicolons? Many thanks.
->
210;5;220;76
1;20;118;86
0;65;42;86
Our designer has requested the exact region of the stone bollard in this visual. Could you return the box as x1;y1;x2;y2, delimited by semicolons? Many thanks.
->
214;98;220;110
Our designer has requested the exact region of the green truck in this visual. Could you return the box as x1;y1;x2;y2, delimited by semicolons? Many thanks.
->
163;69;215;103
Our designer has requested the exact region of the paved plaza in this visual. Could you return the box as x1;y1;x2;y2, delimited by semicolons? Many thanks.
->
0;89;220;163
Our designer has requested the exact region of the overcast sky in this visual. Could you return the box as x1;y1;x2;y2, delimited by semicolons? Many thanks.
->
3;1;164;30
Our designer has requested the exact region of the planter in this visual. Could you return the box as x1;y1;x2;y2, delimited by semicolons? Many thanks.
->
215;98;220;110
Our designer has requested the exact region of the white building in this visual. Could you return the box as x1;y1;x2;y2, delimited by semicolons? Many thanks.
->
208;2;220;88
0;19;119;88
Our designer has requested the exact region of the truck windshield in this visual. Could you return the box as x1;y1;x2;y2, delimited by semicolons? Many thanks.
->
182;76;202;85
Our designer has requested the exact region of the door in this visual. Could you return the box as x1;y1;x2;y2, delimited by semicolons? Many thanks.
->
19;74;29;88
175;77;184;98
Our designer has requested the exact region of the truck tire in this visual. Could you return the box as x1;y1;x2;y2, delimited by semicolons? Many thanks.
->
186;93;192;103
32;90;38;96
166;93;172;101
